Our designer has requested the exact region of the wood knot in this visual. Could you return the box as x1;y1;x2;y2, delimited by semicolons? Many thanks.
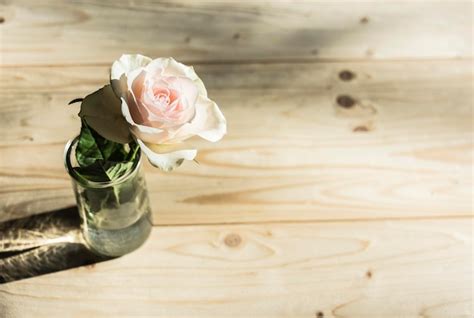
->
353;125;369;132
233;32;240;40
360;16;369;24
353;121;374;132
339;70;355;81
336;95;356;108
366;270;373;278
316;311;324;318
0;17;5;24
224;233;242;248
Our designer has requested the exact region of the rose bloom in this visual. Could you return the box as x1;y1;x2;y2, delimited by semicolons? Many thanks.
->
80;54;226;171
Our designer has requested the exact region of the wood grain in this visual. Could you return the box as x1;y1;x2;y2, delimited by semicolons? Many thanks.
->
0;60;472;224
0;1;472;66
0;219;471;317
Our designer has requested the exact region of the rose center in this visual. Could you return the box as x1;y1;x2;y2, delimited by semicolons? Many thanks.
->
152;87;172;107
156;93;170;105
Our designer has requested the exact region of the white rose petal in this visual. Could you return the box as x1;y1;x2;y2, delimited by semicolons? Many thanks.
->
111;54;152;99
166;95;227;143
136;139;197;172
120;98;164;135
194;95;227;142
145;57;207;97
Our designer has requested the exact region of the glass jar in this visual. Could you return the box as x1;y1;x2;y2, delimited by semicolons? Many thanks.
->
64;137;152;257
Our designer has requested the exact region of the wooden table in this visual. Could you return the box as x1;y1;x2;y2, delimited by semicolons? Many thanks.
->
0;1;472;317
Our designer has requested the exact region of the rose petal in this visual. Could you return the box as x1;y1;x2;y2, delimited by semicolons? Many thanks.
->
194;95;227;142
146;57;207;97
166;95;226;143
111;54;152;99
120;97;174;145
78;85;131;143
137;139;197;172
168;76;199;109
111;54;152;82
131;74;197;129
120;98;164;135
127;70;152;124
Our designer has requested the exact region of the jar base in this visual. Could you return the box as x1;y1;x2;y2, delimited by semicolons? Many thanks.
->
83;209;153;257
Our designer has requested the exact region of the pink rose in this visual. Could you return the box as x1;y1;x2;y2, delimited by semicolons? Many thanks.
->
79;54;226;171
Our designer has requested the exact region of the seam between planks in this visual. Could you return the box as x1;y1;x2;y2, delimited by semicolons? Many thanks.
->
0;57;472;68
151;214;474;227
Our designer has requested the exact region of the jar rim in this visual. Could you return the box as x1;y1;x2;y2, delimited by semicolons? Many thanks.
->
64;136;142;188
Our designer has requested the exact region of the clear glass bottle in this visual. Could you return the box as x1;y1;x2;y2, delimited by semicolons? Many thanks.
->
64;137;152;257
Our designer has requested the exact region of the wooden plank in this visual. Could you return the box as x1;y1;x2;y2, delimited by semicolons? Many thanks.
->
0;219;471;317
0;60;472;224
0;1;472;66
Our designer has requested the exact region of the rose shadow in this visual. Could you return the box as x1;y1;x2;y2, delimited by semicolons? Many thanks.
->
0;206;111;284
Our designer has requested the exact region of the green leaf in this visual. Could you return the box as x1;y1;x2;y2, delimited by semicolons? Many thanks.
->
126;141;140;162
72;164;110;183
76;120;135;168
104;161;134;182
76;121;103;167
89;128;122;162
78;85;131;144
107;143;128;162
73;120;140;211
